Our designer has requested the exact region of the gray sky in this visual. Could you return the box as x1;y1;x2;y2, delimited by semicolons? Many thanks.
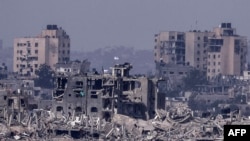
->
0;0;249;51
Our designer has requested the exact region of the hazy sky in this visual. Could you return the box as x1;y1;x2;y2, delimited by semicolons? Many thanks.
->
0;0;249;51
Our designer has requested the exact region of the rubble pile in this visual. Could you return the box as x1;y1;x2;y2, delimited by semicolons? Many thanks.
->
1;62;250;140
1;96;250;140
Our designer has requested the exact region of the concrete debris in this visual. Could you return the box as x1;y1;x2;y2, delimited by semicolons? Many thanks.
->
0;62;250;140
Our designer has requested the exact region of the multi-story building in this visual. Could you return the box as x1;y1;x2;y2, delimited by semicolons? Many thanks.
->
185;31;213;72
154;31;191;87
154;31;185;65
154;23;248;81
52;62;166;122
207;23;247;79
154;30;213;72
13;25;70;76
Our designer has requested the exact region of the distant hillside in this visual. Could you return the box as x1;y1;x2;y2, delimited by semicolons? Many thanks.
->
71;46;155;75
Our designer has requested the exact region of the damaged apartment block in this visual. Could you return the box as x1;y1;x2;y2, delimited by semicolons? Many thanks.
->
0;61;166;139
50;62;166;138
0;80;39;127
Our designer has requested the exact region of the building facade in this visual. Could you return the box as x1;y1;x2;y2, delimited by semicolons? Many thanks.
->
154;23;248;80
154;31;185;65
185;31;213;72
13;25;70;76
207;23;247;79
52;63;166;122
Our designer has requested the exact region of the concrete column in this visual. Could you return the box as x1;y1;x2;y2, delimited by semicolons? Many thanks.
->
121;69;124;77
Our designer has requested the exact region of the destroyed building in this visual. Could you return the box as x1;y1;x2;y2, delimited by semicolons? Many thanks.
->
54;60;90;76
0;64;248;140
52;62;165;122
1;61;164;139
0;80;32;127
33;62;165;139
155;62;193;89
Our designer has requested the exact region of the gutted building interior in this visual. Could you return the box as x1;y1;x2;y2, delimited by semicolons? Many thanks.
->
52;62;166;124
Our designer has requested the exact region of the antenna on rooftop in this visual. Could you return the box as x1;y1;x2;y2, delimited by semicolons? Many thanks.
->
190;25;193;31
195;20;198;30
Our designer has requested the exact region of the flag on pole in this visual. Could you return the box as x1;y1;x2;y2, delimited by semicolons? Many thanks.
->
114;56;119;60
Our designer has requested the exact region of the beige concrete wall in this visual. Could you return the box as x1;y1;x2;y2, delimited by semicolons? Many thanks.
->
154;31;185;65
207;35;247;79
41;28;70;67
185;31;213;71
155;23;247;79
47;38;59;70
207;52;221;79
13;26;71;75
13;38;47;76
185;32;195;66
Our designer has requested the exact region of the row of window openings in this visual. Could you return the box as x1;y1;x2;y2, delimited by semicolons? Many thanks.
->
155;45;206;54
196;64;206;69
59;50;70;54
157;56;209;62
17;42;70;47
59;57;70;61
208;62;221;66
196;57;207;61
197;50;206;55
17;50;69;55
19;69;33;73
158;53;240;62
155;41;208;47
17;50;38;54
208;69;220;73
68;93;98;99
17;42;39;47
16;64;38;68
198;36;209;42
155;50;206;57
62;43;70;47
155;35;194;41
208;54;220;59
163;71;187;75
197;43;207;48
17;57;38;61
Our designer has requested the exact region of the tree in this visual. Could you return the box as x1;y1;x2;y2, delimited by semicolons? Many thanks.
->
182;69;208;91
0;65;7;80
34;64;55;88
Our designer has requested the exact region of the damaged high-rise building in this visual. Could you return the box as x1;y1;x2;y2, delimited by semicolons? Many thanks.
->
154;31;185;65
52;62;166;124
207;23;247;80
154;31;192;87
0;69;175;140
154;23;248;81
